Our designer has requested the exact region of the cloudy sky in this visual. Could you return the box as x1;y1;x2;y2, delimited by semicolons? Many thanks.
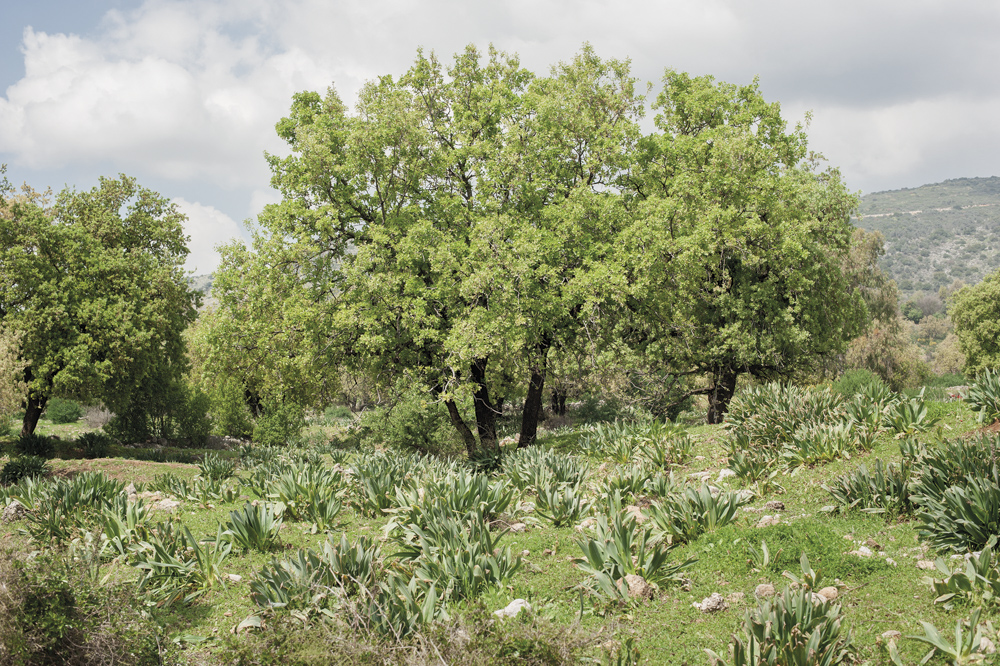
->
2;0;999;273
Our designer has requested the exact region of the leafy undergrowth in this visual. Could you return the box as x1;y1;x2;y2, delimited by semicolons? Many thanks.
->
0;391;997;665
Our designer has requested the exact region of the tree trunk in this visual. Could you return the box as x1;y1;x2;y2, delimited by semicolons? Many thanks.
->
21;392;47;436
518;341;551;448
551;388;567;416
470;357;498;450
445;398;478;457
707;368;739;424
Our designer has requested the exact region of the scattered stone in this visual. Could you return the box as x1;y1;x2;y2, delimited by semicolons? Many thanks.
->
681;578;693;592
1;500;27;524
717;469;737;483
866;537;882;550
519;502;536;513
694;456;706;461
916;560;936;570
756;515;780;528
521;550;530;557
693;593;728;613
754;584;776;599
690;471;712;482
624;574;655;600
223;611;233;617
226;574;243;583
125;483;137;495
843;534;854;541
152;498;181;512
509;522;527;533
816;586;839;601
980;636;997;654
726;592;745;604
764;501;785;511
493;599;531;618
886;558;898;567
848;546;873;558
576;517;597;532
543;549;554;556
882;630;902;641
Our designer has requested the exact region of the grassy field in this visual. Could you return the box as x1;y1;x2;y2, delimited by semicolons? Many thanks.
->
1;397;997;665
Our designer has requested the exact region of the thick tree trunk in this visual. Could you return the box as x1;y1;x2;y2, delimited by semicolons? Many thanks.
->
706;368;739;424
470;357;498;450
445;398;478;457
21;392;47;436
518;341;551;448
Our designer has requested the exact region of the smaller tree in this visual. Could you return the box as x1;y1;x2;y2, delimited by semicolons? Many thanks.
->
951;269;1000;376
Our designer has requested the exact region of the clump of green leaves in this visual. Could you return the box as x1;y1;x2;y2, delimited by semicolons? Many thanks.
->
198;452;237;481
891;608;996;666
965;368;1000;424
646;484;746;545
535;482;591;527
14;433;54;459
925;539;1000;610
1;456;49;485
824;458;913;518
224;502;284;552
45;398;82;424
77;432;113;459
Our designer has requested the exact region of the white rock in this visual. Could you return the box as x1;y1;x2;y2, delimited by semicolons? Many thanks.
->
816;586;838;601
624;574;655;600
848;546;873;558
693;592;728;613
717;469;737;483
886;558;898;567
754;584;776;599
625;505;648;524
756;515;780;528
980;636;996;654
493;599;532;618
575;517;597;532
509;522;527;533
882;630;902;640
764;501;785;511
226;574;243;583
519;502;536;513
916;560;936;570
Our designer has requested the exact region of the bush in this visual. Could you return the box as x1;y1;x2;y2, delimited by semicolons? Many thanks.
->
0;456;49;485
965;368;1000;424
105;377;211;446
323;405;354;424
253;401;306;447
77;432;113;459
831;369;884;398
356;384;462;456
14;432;54;459
45;398;82;424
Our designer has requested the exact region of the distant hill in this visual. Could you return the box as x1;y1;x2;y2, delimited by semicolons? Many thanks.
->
188;274;214;296
857;177;1000;296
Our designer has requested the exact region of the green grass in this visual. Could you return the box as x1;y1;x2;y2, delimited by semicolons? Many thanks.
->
2;400;999;664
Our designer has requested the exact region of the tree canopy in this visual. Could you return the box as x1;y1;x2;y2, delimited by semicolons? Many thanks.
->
0;172;198;435
207;45;869;446
951;268;1000;376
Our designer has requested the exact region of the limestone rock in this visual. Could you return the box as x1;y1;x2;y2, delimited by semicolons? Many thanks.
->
717;469;737;483
509;522;527;533
756;515;780;528
754;583;776;599
693;592;727;613
152;498;181;512
494;599;531;618
726;592;745;604
882;630;902;640
226;574;243;583
624;574;655;600
764;500;785;511
848;546;873;558
816;586;839;601
625;505;648;525
916;560;936;570
2;500;27;524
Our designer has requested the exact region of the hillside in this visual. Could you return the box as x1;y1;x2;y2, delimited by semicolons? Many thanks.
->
856;176;1000;296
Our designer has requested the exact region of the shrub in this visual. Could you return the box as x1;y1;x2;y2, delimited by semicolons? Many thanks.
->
77;431;113;459
831;368;885;398
646;484;746;545
253;401;306;447
0;456;49;485
323;405;354;424
198;452;237;481
356;385;461;455
45;398;82;424
224;502;284;552
14;432;55;459
965;368;1000;424
824;458;913;518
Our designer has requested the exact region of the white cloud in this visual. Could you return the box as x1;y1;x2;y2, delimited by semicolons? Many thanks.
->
173;197;245;274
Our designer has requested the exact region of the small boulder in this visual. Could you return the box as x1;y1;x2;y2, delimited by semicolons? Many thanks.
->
2;500;27;524
755;515;780;528
816;586;839;601
624;574;655;600
848;546;873;558
693;592;727;613
980;636;996;654
509;522;527;533
152;498;181;512
882;630;902;641
226;574;243;583
754;583;776;599
625;505;648;525
519;502;536;513
494;599;531;619
576;517;597;532
726;592;745;605
717;469;736;483
764;500;785;511
916;560;936;570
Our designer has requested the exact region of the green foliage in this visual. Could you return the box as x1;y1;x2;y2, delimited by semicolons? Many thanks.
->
253;400;306;447
133;524;232;607
831;369;884;398
105;375;211;446
388;469;515;532
884;392;940;438
323;404;353;424
824;458;914;518
14;432;54;458
198;452;237;481
502;446;589;492
646;484;746;545
925;539;1000;610
534;482;592;527
0;455;49;485
780;423;855;471
356;385;462;456
225;502;284;552
965;368;1000;424
45;397;81;424
0;175;198;436
77;431;113;459
951;266;1000;376
707;583;857;666
264;462;346;529
350;452;415;518
895;608;995;666
573;512;693;601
